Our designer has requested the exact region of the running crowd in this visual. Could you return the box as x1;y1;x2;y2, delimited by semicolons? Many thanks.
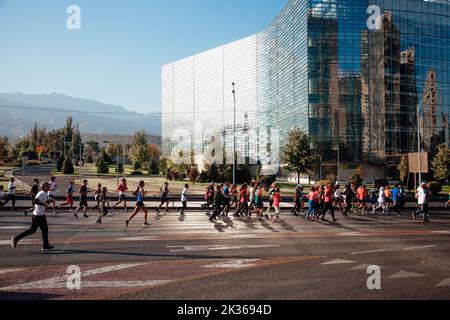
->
3;176;449;251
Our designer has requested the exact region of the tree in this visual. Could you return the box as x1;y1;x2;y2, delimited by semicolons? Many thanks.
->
431;144;450;182
57;155;65;172
96;152;109;174
0;136;10;164
189;165;200;184
62;148;75;174
209;163;219;182
281;129;316;184
85;141;100;158
350;166;364;186
397;155;409;185
148;144;161;159
130;131;151;166
149;156;159;175
159;158;168;175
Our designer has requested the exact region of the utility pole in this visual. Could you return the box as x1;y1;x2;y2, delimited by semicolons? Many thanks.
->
117;143;120;187
232;82;236;185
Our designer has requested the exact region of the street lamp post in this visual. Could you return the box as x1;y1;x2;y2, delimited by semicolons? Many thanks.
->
337;142;340;183
232;82;236;185
417;97;423;186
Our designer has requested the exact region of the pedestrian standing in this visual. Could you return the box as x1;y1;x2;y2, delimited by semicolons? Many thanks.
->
125;181;150;227
11;182;54;251
24;179;40;216
112;178;128;212
3;178;17;211
73;179;89;218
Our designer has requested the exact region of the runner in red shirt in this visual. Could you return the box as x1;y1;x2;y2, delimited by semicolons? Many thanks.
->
321;184;337;222
112;178;128;212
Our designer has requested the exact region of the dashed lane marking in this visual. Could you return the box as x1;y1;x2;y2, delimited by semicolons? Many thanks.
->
116;236;160;241
389;270;428;279
321;259;356;265
403;245;437;251
351;245;437;255
0;226;27;230
338;232;369;236
1;280;172;290
167;244;280;253
202;259;260;269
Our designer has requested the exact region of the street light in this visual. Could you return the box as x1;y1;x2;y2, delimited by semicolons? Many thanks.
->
232;82;236;185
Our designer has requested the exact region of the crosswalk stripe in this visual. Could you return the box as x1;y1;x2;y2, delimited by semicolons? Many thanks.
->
202;259;260;269
167;245;280;253
321;259;355;265
389;270;428;279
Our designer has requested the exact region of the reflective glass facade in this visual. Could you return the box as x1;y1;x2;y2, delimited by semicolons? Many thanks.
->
162;0;450;178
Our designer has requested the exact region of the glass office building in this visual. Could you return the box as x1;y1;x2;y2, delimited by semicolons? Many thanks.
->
162;0;450;179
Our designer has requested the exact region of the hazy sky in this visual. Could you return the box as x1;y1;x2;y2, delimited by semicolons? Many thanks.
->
0;0;288;114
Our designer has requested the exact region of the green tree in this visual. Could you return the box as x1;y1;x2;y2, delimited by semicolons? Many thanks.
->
0;136;10;164
56;155;65;172
159;158;168;175
350;166;364;186
149;156;159;175
397;155;409;185
62;148;75;174
209;163;219;182
85;141;100;158
431;144;450;182
131;131;151;166
189;165;200;184
96;152;109;174
281;128;316;184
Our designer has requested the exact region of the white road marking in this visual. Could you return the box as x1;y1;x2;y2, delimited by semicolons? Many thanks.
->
349;264;388;270
0;226;27;230
321;259;355;265
1;280;171;290
116;236;160;241
435;278;450;287
403;245;437;251
351;245;437;255
351;249;390;255
0;263;146;291
202;259;260;269
229;234;268;239
339;232;369;236
0;239;38;246
167;245;280;253
431;230;450;234
0;268;25;275
389;270;428;279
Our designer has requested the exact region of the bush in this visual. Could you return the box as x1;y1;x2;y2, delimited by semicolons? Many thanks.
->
427;181;442;195
130;170;143;176
86;155;94;164
21;150;38;161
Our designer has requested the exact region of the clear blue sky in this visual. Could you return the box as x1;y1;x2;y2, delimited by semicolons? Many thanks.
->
0;0;287;114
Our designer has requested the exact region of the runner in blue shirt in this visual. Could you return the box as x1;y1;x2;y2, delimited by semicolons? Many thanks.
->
391;184;401;215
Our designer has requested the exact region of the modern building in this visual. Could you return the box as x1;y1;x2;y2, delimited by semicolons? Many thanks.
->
162;0;450;180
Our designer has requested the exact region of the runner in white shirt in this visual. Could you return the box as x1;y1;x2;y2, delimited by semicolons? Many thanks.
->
47;176;57;214
374;186;388;215
11;182;54;251
3;178;17;211
413;183;430;222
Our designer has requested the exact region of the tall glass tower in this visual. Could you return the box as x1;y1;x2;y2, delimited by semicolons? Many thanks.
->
162;0;450;180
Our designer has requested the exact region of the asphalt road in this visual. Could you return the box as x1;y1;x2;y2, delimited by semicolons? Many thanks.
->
0;206;449;300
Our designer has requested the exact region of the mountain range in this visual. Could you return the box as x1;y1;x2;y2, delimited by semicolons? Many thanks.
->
0;92;161;138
